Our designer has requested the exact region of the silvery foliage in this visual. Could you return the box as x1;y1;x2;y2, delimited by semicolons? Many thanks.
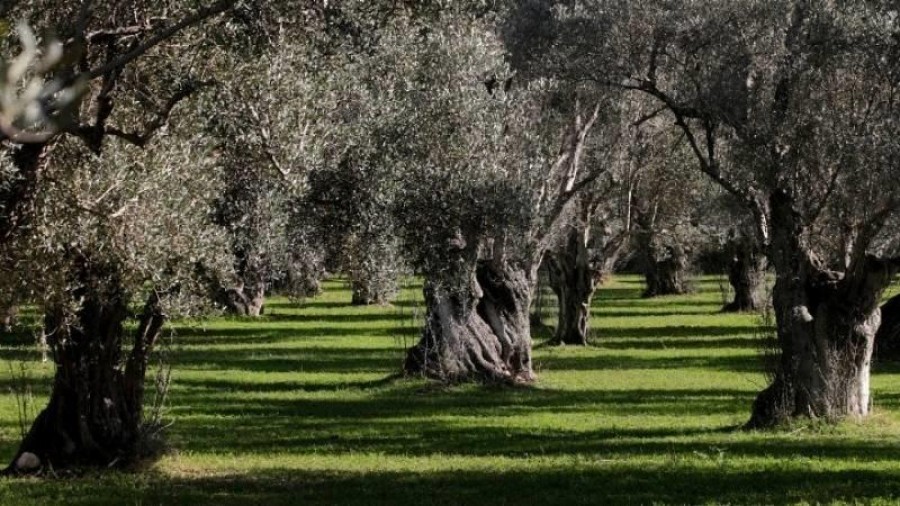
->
6;109;231;317
509;0;900;270
355;11;616;287
0;1;241;315
0;23;84;142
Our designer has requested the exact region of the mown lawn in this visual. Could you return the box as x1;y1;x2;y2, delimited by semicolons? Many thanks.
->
2;275;900;505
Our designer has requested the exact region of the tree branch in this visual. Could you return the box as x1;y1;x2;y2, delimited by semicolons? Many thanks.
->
105;79;213;148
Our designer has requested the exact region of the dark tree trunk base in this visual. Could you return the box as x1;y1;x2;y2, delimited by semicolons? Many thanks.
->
747;252;894;428
6;266;167;473
405;262;535;384
223;284;266;317
350;287;393;306
875;294;900;361
722;234;766;313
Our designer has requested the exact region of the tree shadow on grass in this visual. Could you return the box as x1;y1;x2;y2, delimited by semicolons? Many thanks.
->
165;410;900;464
592;337;759;350
261;313;412;323
153;466;898;506
591;325;760;340
8;458;900;506
593;309;722;317
169;346;404;374
164;385;757;458
536;353;761;373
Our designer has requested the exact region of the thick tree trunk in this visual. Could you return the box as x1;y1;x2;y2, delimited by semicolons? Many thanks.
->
547;227;596;346
220;244;267;316
223;281;266;316
350;278;393;306
642;244;690;297
404;261;535;383
723;235;767;312
875;294;900;360
5;264;166;473
1;305;18;331
747;192;896;427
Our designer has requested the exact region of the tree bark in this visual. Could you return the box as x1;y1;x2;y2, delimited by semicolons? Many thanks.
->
547;225;597;346
642;244;690;297
723;234;767;312
405;261;535;383
547;261;592;345
5;260;167;473
221;246;266;316
350;278;393;306
222;281;266;316
1;305;18;331
875;294;900;360
747;192;897;427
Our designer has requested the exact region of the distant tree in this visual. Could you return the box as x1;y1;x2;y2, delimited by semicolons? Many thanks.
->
306;149;404;306
713;199;768;313
627;125;706;298
543;112;640;345
367;12;623;382
200;31;326;316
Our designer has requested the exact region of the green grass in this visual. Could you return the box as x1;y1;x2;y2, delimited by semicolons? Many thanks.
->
2;275;900;505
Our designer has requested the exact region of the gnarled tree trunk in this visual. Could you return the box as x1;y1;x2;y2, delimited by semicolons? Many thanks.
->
723;234;767;312
405;261;535;383
222;281;266;316
748;193;896;427
546;217;624;346
875;294;900;360
5;260;166;473
642;244;690;297
547;230;595;346
350;278;394;306
221;247;266;316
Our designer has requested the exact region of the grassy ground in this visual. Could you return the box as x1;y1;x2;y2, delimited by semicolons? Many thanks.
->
1;275;900;505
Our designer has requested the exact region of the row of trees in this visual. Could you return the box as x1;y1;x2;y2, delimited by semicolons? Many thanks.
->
1;0;898;473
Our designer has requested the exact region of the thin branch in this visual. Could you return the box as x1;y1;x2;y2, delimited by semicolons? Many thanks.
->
72;0;235;84
105;79;213;148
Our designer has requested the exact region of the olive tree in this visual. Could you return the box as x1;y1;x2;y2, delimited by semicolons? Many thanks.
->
200;32;329;315
0;0;238;473
351;11;622;382
543;112;641;346
533;0;900;425
627;121;708;298
4;115;230;472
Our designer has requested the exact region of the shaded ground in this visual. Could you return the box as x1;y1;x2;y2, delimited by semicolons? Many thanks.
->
1;275;900;505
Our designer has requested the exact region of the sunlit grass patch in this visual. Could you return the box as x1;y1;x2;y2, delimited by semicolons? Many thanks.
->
0;275;899;505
